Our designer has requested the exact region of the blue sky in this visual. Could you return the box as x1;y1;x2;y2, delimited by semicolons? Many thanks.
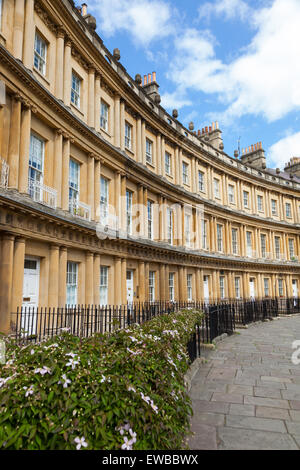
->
87;0;300;169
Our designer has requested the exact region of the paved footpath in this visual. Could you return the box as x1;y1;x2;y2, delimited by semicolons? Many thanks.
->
188;315;300;450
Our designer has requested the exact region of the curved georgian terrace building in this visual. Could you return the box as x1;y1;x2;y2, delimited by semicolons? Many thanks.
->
0;0;300;334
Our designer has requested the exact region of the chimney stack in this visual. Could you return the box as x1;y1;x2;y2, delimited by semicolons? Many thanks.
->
142;72;160;103
284;157;300;177
240;141;266;170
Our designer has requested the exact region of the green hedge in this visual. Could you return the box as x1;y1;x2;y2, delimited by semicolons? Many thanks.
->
0;309;202;450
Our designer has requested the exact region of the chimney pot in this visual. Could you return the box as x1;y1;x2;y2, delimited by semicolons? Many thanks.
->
144;75;147;86
152;72;156;82
209;126;212;132
215;121;219;129
148;73;151;84
205;126;208;133
212;122;215;131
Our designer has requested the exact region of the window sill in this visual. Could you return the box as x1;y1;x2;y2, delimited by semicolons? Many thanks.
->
100;127;112;139
33;67;51;86
146;161;155;169
125;146;135;157
71;102;85;117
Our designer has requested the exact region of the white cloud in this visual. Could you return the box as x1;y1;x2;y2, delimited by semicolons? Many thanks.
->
268;132;300;169
160;91;192;110
198;0;252;22
88;0;173;45
166;0;300;123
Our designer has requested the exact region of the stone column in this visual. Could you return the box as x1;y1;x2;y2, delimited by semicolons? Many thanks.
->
88;67;95;128
145;263;150;301
62;136;70;211
8;94;22;188
95;73;101;132
93;254;100;305
88;155;95;220
196;269;201;301
121;258;127;305
85;252;94;305
23;0;34;68
120;99;125;151
161;136;165;177
137;117;142;163
141;120;146;165
165;264;169;301
175;146;179;185
181;205;185;246
114;258;122;305
121;174;127;233
48;245;60;308
157;134;162;175
178;266;184;302
138;185;144;237
159;196;164;242
18;103;31;193
179;149;183;186
63;39;72;106
143;186;148;238
159;264;166;301
55;30;65;101
114;94;120;148
58;247;67;307
138;261;145;302
94;159;101;222
11;237;26;316
115;171;121;232
13;0;25;60
0;234;15;333
52;129;63;207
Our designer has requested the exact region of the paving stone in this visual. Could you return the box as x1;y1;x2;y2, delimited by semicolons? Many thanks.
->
211;392;244;404
289;410;300;422
281;390;300;401
217;427;298;450
244;396;290;409
190;412;225;427
290;401;300;410
285;422;300;435
188;424;217;450
229;404;255;417
292;435;300;448
255;380;287;390
191;399;230;414
225;415;287;433
261;376;292;384
254;387;282;399
256;406;290;420
207;368;238;380
227;384;253;396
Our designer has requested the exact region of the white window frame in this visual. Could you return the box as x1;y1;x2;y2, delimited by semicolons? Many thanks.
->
167;207;173;245
100;101;109;132
202;219;207;249
257;195;263;212
69;159;80;210
235;277;241;299
198;171;205;192
187;274;193;301
260;234;266;258
71;71;81;108
228;184;235;204
289;238;295;259
271;199;277;216
34;31;47;76
278;279;284;297
217;224;223;252
165;152;171;175
286;202;292;218
146;138;153;164
264;278;269;297
219;276;225;299
147;200;153;240
66;262;78;306
169;273;175;301
100;266;108;306
149;271;155;302
232;228;238;255
243;191;249;208
100;176;109;225
29;133;44;187
182;162;189;185
125;122;132;150
275;236;281;259
126;190;133;235
246;231;252;257
214;178;220;199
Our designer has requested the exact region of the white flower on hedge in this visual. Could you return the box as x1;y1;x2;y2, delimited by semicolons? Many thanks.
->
34;367;51;376
129;429;137;443
0;376;14;388
100;375;106;383
66;358;79;370
23;385;34;397
128;385;136;393
150;401;158;414
121;436;133;451
127;348;141;356
128;336;138;342
30;349;35;355
140;392;151;404
66;352;77;358
59;374;71;389
74;437;88;450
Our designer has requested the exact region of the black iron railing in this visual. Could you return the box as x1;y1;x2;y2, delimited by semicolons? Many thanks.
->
10;298;300;362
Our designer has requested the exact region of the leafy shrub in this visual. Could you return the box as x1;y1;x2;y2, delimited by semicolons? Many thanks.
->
0;309;202;450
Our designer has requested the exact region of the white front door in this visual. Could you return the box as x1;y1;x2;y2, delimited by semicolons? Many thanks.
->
292;280;298;298
204;276;209;304
22;258;40;334
127;270;134;304
249;278;255;299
